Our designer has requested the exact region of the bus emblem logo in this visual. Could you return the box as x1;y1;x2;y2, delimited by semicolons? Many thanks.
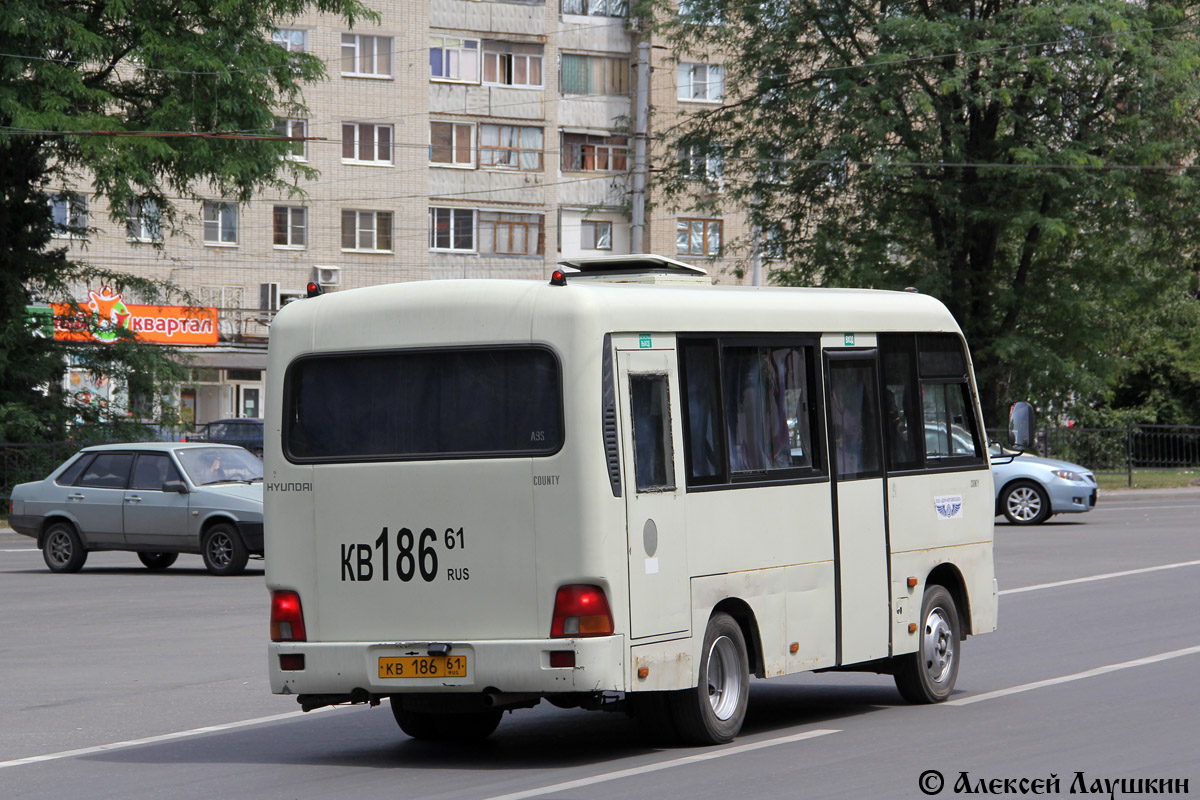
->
934;495;964;520
639;334;652;349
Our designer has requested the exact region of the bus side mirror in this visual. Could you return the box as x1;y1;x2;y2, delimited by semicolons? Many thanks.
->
1008;401;1035;451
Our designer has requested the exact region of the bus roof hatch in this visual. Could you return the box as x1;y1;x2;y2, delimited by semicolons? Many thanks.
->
556;254;711;285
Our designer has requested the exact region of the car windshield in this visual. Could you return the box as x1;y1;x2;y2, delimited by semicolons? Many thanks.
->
176;447;264;485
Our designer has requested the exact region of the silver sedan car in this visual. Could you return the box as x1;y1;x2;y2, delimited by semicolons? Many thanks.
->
990;444;1098;525
9;442;263;575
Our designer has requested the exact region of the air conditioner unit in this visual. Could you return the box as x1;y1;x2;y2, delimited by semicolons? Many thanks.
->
313;265;342;287
260;282;280;311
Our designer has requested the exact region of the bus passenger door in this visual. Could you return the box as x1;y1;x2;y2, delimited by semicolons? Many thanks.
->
825;351;891;665
617;348;690;640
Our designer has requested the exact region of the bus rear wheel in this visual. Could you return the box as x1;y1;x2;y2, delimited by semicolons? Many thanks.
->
389;699;502;742
894;585;961;703
668;612;749;745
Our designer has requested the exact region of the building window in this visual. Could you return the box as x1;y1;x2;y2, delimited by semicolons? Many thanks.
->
429;208;476;252
274;118;308;160
479;212;544;256
341;34;392;77
273;29;307;52
483;42;543;88
430;36;480;82
678;63;723;101
677;218;721;256
273;206;306;248
341;210;393;252
479;125;543;171
126;199;162;242
342;123;393;164
562;0;628;17
48;193;87;238
678;0;722;23
561;133;628;171
680;145;723;183
581;220;612;250
202;202;238;245
560;54;629;95
430;121;474;166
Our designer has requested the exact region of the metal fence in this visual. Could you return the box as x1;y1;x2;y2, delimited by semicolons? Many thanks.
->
991;424;1200;486
2;442;95;501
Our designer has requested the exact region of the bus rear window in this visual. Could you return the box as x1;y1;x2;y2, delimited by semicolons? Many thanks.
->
283;347;563;461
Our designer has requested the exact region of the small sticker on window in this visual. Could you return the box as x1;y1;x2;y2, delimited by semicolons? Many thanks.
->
844;333;855;346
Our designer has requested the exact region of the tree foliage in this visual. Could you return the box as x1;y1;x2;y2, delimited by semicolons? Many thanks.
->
0;0;372;441
652;0;1200;426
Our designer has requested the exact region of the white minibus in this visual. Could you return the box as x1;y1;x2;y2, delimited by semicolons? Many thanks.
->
264;255;997;744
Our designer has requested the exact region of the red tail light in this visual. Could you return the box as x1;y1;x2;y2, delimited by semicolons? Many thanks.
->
550;584;614;637
271;590;307;642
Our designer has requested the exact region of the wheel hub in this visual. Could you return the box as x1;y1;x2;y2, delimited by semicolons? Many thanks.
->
923;608;955;684
706;635;742;720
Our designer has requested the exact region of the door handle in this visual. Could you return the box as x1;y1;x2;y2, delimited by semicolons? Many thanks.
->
125;495;143;503
67;493;86;501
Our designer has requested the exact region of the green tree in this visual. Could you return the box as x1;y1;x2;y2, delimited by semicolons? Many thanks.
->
652;0;1200;426
0;0;371;441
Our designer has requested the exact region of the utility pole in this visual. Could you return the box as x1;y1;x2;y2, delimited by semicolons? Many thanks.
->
631;40;651;254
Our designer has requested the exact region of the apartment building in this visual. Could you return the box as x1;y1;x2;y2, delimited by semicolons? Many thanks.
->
47;0;755;425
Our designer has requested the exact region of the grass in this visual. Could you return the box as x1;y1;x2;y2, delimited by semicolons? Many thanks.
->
1096;470;1200;491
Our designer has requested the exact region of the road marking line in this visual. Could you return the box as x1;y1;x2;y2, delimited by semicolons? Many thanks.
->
482;729;840;800
0;706;339;770
947;645;1200;707
1001;559;1200;596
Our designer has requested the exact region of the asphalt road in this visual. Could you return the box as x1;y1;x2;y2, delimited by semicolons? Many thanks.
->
2;488;1198;799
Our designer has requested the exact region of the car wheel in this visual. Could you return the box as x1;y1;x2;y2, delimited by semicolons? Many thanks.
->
894;585;961;703
667;612;750;745
1001;480;1051;525
43;522;88;573
389;699;503;741
137;551;179;570
202;523;249;576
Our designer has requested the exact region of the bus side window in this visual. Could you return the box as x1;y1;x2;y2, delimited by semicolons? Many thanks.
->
630;374;676;493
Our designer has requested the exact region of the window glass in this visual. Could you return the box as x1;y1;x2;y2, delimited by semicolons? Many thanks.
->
723;346;813;473
681;341;723;482
285;349;562;461
78;453;134;489
56;453;94;486
922;383;979;458
828;361;881;479
917;334;967;378
881;337;921;471
130;453;181;490
630;374;675;492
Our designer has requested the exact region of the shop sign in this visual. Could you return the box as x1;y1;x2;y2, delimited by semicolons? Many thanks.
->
51;287;219;345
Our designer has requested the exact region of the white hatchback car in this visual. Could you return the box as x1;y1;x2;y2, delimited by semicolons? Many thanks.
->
990;444;1098;525
9;442;263;575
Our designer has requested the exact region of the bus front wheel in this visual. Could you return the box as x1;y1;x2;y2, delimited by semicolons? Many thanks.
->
894;585;961;703
668;612;750;745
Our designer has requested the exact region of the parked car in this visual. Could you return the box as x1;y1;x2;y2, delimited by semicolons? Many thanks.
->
8;442;263;575
186;418;264;456
990;443;1098;524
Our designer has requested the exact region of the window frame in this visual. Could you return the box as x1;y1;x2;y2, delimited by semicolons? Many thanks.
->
562;0;629;16
429;121;475;168
48;192;88;239
273;28;308;52
677;62;724;102
126;199;162;243
202;201;238;246
560;54;630;95
581;220;613;250
482;42;544;89
429;207;477;253
342;122;393;165
561;132;628;172
273;206;307;249
479;124;544;171
274;118;308;161
430;36;481;83
678;334;827;491
340;209;394;252
478;211;544;256
342;34;393;78
676;217;722;256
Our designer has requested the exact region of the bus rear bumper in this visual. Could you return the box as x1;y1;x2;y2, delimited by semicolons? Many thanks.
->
269;636;627;697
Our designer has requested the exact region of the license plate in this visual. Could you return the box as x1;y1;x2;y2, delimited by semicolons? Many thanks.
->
378;655;468;679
